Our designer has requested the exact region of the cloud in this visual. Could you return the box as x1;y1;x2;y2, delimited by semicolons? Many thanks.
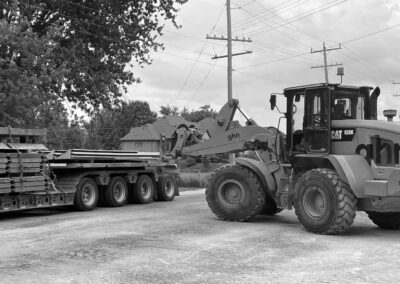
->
126;0;400;123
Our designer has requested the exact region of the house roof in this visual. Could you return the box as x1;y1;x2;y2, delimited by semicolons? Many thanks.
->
120;124;159;141
120;115;198;142
0;127;47;137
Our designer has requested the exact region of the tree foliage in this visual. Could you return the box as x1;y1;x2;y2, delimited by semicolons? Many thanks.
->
160;104;217;122
85;100;157;150
159;104;180;116
0;0;186;124
0;12;67;127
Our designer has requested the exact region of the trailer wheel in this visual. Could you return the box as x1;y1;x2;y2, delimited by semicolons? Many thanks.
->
206;164;265;221
294;168;356;234
367;212;400;230
104;176;128;207
74;177;99;211
260;195;282;216
129;175;154;204
157;175;177;201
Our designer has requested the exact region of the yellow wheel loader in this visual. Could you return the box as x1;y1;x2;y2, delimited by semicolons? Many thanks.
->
170;83;400;234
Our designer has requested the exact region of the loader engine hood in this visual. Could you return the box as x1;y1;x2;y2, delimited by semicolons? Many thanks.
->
331;119;400;165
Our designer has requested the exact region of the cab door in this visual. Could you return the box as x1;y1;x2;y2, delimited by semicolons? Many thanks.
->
303;88;331;153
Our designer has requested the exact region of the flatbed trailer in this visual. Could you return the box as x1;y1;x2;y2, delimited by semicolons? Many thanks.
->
0;142;179;213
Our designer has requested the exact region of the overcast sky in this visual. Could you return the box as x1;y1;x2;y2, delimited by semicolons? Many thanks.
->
127;0;400;126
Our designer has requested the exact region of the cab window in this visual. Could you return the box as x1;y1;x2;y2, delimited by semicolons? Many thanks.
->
332;91;365;120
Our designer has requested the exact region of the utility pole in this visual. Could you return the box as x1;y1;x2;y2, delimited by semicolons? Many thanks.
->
311;42;342;83
227;0;233;101
207;0;252;163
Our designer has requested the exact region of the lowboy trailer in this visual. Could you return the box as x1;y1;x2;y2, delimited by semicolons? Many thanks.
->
0;128;179;213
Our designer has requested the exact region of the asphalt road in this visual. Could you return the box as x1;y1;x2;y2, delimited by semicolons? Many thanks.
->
1;189;400;284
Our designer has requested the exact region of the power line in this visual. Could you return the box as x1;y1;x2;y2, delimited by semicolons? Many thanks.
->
187;61;218;108
342;23;400;44
216;0;303;34
339;47;396;80
174;3;226;104
235;70;300;85
236;6;312;49
246;0;347;37
159;50;300;84
236;51;310;70
232;0;312;36
252;0;337;45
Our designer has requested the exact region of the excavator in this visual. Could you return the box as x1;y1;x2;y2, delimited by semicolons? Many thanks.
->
168;83;400;234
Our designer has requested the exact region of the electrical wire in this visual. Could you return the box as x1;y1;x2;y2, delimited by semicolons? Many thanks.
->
246;0;347;37
215;0;302;34
252;0;338;45
236;51;310;70
230;0;310;35
174;3;226;104
342;23;400;44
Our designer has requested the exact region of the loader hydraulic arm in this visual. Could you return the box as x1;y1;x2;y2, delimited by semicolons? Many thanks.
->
168;99;284;160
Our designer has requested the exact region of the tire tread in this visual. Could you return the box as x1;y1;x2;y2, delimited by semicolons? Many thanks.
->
294;168;356;234
206;164;265;222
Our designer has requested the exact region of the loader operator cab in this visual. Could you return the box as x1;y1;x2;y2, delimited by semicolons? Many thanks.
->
271;84;378;160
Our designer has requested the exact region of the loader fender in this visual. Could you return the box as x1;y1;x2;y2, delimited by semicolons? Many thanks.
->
234;157;277;196
293;154;374;198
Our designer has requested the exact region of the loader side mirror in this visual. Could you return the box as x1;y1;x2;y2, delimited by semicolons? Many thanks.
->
270;95;276;110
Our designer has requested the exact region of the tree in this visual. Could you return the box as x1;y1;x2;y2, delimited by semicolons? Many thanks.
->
0;0;187;113
85;101;157;150
182;105;217;122
159;104;218;122
0;11;68;127
159;105;180;116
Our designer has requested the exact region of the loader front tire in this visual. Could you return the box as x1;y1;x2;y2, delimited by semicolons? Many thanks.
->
206;164;265;221
294;168;356;234
367;212;400;230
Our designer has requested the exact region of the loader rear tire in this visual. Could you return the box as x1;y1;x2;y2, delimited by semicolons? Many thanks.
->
206;164;265;221
367;212;400;230
294;168;356;234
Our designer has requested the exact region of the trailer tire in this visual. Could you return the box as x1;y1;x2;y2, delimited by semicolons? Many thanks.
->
104;176;128;207
294;168;356;234
260;195;282;216
74;177;99;211
157;175;177;201
129;175;154;204
206;164;265;222
367;212;400;230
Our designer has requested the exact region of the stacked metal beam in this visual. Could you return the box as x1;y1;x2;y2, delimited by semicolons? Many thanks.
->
48;149;160;161
0;152;48;193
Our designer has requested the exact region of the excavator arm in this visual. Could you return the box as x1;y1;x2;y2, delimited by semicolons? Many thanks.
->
168;99;285;161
